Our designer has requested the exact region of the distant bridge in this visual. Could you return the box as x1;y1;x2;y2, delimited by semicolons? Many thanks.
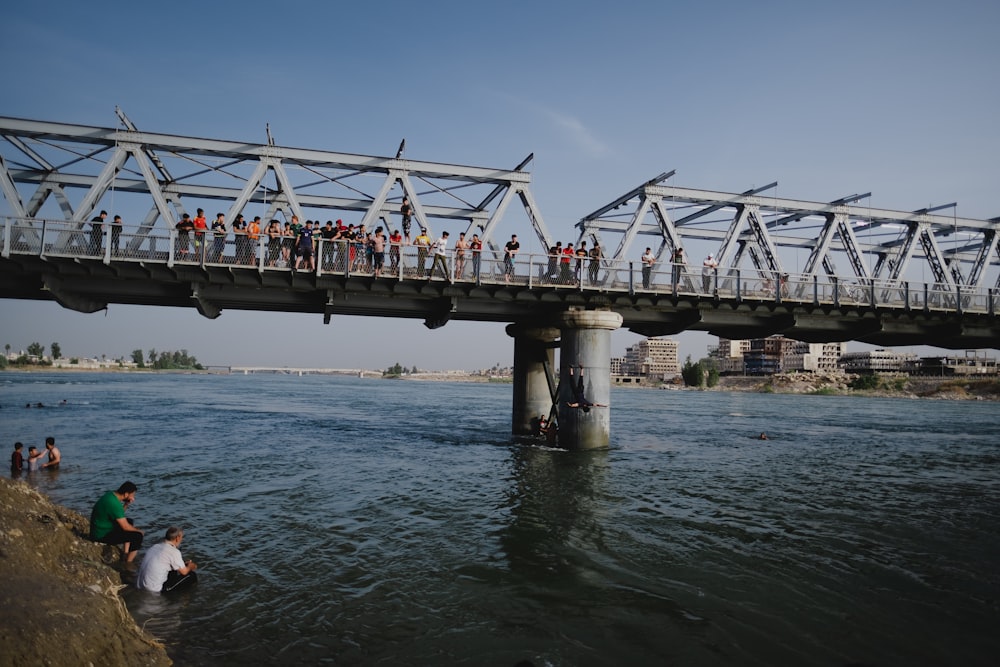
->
228;367;368;376
1;113;998;448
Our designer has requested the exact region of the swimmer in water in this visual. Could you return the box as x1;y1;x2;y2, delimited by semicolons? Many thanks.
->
758;432;768;440
27;446;44;471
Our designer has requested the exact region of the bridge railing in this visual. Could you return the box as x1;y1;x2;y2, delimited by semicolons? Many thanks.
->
2;217;996;316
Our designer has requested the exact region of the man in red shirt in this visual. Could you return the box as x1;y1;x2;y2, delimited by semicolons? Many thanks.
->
388;229;403;272
561;243;574;284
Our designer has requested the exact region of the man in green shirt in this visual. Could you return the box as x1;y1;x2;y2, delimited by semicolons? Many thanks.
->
90;481;144;563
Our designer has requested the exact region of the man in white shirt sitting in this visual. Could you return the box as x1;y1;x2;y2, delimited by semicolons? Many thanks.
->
136;526;199;594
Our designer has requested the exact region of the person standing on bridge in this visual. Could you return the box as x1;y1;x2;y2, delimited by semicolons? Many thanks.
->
429;231;450;280
111;214;123;257
266;220;282;266
371;227;387;278
504;234;520;282
560;243;573;284
671;247;686;286
470;234;483;280
295;220;316;272
232;214;247;264
388;228;402;273
588;242;602;285
414;228;431;276
246;216;261;265
454;232;469;279
575;242;588;285
641;247;655;289
89;210;107;256
288;216;302;267
192;209;208;260
400;197;413;244
702;253;719;293
320;221;337;271
211;213;227;262
546;242;561;281
175;213;194;259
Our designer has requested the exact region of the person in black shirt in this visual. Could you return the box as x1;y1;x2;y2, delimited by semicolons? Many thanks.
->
504;234;520;281
89;210;107;255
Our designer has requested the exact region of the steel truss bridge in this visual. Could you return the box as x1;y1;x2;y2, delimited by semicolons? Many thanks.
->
1;113;998;349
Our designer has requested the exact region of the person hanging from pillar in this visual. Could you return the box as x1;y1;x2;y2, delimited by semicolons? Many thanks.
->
565;366;607;412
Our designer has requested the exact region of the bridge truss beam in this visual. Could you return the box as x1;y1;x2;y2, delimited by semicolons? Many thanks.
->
0;114;553;255
576;177;1000;290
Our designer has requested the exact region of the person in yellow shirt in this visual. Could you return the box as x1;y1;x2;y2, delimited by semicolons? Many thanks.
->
413;228;431;277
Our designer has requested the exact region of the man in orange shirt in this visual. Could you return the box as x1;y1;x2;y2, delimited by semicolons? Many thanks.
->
192;208;208;260
246;216;261;265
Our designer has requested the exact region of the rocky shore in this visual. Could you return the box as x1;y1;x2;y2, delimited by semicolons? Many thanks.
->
712;372;1000;400
0;477;172;667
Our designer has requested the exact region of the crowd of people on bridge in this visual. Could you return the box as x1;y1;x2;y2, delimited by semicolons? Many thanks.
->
85;202;500;280
541;239;604;287
77;199;729;293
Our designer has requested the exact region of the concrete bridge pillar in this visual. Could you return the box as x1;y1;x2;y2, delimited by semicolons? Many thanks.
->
506;323;561;436
558;309;623;450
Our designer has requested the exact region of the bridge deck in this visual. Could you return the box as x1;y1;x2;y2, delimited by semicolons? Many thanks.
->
2;218;997;348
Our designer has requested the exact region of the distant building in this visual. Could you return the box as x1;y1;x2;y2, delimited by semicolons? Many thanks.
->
913;351;998;376
618;337;679;379
784;342;847;372
838;349;919;374
709;338;752;374
609;357;624;376
711;336;845;375
744;336;798;375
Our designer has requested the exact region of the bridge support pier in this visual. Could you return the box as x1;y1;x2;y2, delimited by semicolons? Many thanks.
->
558;309;623;450
506;324;561;436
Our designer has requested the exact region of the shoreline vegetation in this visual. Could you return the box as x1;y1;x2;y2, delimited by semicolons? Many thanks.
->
2;366;997;400
0;477;172;666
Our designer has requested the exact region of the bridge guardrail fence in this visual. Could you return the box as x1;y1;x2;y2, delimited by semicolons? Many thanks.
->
2;216;996;316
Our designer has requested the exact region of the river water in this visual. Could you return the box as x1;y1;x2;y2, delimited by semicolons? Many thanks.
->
2;372;998;666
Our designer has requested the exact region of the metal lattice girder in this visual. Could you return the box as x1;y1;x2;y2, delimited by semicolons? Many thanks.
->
745;208;781;273
918;225;955;287
0;115;552;251
967;229;997;287
576;177;1000;288
802;214;838;276
575;171;676;264
803;213;871;279
885;222;920;281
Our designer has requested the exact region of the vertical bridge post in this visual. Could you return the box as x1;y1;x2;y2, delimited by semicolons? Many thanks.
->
558;310;623;450
506;324;561;436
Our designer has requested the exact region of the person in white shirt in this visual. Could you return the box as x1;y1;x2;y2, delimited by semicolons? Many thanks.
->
702;253;719;293
641;247;656;289
136;526;198;594
429;231;450;280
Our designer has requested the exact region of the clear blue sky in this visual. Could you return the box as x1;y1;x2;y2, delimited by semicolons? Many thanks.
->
2;0;998;369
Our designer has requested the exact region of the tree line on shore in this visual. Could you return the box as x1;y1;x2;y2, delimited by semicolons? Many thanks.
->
1;341;201;371
382;362;419;377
